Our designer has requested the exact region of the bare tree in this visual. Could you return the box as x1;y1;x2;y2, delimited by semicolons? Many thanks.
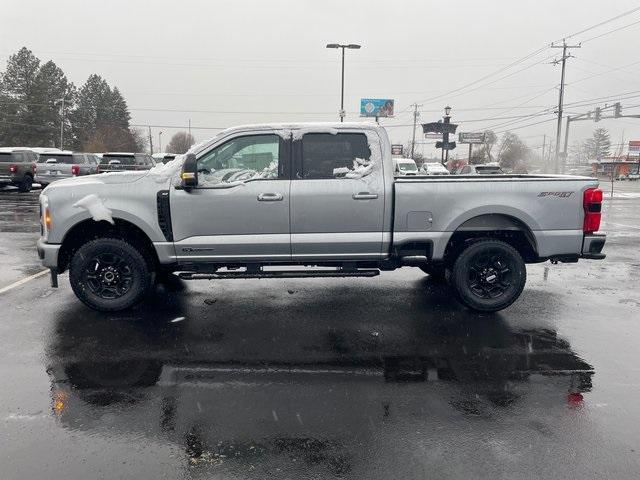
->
166;131;195;154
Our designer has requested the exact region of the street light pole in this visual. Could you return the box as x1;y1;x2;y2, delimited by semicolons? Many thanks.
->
340;47;345;122
58;97;65;150
326;43;361;122
158;131;163;153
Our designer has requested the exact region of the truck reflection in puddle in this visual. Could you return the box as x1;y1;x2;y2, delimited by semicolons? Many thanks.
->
45;301;593;476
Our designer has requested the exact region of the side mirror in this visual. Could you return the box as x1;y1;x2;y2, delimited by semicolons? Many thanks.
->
181;153;198;189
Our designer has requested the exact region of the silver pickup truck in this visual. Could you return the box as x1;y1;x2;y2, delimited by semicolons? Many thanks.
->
37;122;605;313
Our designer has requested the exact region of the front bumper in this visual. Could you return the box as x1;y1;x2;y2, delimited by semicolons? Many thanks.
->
581;233;606;260
37;237;61;268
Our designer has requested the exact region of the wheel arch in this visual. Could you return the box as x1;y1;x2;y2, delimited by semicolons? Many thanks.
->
58;217;159;273
444;213;539;264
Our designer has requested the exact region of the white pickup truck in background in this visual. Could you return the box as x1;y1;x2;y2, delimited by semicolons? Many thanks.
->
37;123;606;313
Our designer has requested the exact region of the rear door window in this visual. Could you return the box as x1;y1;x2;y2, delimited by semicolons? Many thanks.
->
298;133;371;179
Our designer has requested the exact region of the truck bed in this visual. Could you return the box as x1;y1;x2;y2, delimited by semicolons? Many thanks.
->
392;174;599;260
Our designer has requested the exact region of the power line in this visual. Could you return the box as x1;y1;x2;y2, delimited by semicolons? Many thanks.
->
562;6;640;41
580;18;640;43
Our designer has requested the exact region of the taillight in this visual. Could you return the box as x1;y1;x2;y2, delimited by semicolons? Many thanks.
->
9;164;17;173
583;187;603;234
71;165;80;175
32;164;37;173
96;165;100;174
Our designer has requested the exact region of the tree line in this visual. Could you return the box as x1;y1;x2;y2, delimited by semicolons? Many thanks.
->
0;47;145;152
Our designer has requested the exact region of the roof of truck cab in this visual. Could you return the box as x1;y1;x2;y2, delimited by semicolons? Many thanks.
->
103;152;137;156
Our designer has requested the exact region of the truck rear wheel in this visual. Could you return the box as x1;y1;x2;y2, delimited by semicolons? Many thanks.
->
17;175;33;192
69;238;152;312
450;239;526;312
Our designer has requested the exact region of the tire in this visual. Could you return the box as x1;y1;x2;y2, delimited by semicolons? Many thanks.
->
449;239;526;312
17;175;33;192
70;238;152;312
419;264;448;282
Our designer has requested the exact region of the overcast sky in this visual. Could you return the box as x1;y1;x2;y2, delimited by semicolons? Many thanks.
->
2;0;640;157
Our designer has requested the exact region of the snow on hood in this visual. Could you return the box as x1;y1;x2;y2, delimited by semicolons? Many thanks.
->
72;194;114;224
43;171;147;193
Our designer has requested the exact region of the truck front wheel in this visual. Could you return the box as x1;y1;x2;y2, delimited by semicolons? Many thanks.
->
70;238;152;312
450;239;526;312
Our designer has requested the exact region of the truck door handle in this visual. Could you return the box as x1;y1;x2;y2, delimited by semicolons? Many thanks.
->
352;192;378;200
257;193;283;201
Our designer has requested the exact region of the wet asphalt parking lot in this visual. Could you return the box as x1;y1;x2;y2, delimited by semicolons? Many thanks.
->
0;181;639;479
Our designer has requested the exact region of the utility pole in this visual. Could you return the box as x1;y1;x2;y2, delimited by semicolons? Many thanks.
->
158;131;163;153
188;118;191;137
562;116;572;166
542;134;546;170
59;98;65;149
410;103;422;159
148;126;154;154
551;40;580;173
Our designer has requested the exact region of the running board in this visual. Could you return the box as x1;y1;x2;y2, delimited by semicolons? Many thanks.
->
177;269;380;280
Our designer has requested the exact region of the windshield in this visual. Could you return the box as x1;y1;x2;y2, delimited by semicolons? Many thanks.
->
37;154;74;164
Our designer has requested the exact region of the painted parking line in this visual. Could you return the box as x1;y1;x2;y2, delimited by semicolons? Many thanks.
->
0;269;49;295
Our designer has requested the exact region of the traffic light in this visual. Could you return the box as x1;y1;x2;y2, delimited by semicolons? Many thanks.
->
594;107;601;122
614;102;622;118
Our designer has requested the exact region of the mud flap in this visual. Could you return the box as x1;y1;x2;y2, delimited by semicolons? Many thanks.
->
50;268;58;288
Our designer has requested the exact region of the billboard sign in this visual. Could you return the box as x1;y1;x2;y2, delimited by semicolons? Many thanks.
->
391;144;403;156
459;132;486;144
360;98;394;117
629;141;640;157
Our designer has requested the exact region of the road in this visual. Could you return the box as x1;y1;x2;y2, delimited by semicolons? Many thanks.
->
0;181;639;479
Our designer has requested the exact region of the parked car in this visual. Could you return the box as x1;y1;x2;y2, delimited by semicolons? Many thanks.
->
36;151;100;186
393;158;419;175
422;162;450;175
152;152;177;164
38;122;606;314
99;152;155;173
458;164;504;175
0;147;38;192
